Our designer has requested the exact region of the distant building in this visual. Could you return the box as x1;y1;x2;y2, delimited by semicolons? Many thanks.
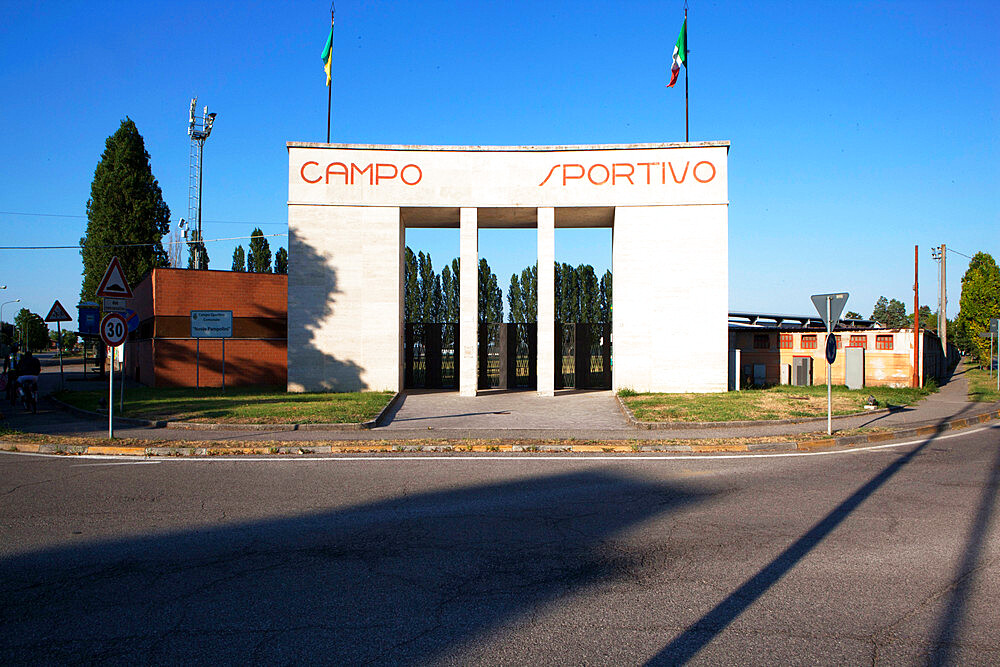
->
124;268;286;387
728;315;956;389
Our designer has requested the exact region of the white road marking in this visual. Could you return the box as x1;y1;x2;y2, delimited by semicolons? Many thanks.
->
0;424;993;463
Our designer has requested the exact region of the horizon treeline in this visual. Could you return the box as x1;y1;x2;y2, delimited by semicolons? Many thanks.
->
404;246;611;324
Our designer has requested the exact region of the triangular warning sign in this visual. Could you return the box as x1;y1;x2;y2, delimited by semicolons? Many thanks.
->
45;300;72;322
95;256;134;299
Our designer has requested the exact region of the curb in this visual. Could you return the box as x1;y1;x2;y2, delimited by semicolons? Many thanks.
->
47;392;403;432
615;394;890;429
5;408;998;458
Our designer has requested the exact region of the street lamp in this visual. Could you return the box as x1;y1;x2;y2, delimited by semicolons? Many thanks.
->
1;298;21;347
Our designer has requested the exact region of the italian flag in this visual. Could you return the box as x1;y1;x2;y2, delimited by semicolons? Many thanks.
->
667;18;687;88
321;20;334;86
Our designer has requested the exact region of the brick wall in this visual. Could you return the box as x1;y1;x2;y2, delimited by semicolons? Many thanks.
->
127;268;287;387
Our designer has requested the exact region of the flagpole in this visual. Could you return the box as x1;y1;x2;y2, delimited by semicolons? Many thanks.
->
326;8;334;143
684;5;689;142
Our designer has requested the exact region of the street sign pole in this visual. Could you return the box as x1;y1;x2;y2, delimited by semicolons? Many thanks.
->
57;321;64;391
108;345;114;440
827;298;832;436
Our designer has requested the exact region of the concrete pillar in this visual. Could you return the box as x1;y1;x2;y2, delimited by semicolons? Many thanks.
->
537;207;555;396
459;207;479;396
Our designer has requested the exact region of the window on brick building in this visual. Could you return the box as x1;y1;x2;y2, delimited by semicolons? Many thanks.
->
779;333;793;349
753;334;770;349
875;334;893;350
801;334;817;350
835;335;842;349
849;335;867;349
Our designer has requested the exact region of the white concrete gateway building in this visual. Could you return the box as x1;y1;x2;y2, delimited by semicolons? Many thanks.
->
287;142;729;396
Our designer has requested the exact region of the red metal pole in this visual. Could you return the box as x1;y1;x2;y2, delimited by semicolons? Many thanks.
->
913;245;920;388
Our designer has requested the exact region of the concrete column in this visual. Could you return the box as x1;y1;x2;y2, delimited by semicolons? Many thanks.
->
459;207;479;396
537;207;555;396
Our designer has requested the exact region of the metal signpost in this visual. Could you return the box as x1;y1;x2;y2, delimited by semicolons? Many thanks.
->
95;258;133;439
190;311;233;390
100;312;128;439
811;292;850;435
44;300;72;390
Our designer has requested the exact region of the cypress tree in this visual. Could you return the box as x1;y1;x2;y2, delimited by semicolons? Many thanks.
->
80;118;170;301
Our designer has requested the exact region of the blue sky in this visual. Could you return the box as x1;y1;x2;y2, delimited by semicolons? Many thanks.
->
1;0;997;331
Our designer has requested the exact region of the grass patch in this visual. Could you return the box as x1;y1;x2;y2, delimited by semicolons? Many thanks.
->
621;384;933;422
965;364;1000;403
52;386;395;424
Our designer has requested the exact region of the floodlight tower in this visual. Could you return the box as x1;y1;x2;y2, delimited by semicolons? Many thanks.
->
187;97;217;269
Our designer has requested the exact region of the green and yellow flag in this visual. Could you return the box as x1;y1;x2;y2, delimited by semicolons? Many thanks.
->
321;19;334;86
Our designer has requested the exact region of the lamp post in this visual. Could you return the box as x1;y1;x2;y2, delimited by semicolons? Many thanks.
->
2;298;20;347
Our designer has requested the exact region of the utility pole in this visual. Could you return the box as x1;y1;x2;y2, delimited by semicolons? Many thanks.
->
913;245;920;388
932;244;949;364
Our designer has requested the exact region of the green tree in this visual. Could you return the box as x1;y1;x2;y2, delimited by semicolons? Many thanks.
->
247;228;272;273
417;251;441;323
404;247;419;322
441;263;456;323
275;247;288;275
80;118;170;301
871;296;908;328
908;305;936;332
577;264;600;323
49;329;78;351
954;251;1000;364
599;270;612;323
844;310;862;320
186;229;209;269
520;263;538;323
507;274;523;323
231;245;246;272
478;259;502;323
14;309;49;353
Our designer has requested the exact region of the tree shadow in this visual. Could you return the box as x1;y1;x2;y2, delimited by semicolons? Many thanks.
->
926;428;1000;665
0;469;705;663
287;227;367;391
645;414;981;665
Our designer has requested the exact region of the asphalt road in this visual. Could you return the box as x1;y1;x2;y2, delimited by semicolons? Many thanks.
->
1;426;998;664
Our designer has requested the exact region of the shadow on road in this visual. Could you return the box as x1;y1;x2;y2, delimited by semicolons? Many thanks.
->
647;410;994;665
0;469;704;663
927;431;1000;665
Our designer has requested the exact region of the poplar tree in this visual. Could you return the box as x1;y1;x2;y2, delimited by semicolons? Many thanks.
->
520;264;538;322
507;275;523;323
404;247;419;322
478;259;502;323
275;247;288;274
247;228;272;273
441;264;455;323
80;118;170;301
186;229;209;269
231;245;246;272
599;270;612;323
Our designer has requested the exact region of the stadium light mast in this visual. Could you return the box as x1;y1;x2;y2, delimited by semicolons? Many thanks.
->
187;98;217;270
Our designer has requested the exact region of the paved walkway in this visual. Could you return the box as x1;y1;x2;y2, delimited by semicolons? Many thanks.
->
2;355;997;443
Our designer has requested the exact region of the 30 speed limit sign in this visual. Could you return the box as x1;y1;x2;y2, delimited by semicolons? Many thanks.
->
100;312;128;347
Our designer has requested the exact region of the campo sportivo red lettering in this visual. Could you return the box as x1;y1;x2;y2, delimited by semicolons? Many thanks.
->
300;161;423;185
537;161;716;186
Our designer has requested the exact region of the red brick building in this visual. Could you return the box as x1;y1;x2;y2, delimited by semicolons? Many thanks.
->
124;268;287;387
